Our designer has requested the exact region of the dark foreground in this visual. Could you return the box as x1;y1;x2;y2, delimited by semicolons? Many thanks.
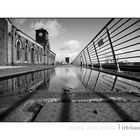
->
0;65;140;122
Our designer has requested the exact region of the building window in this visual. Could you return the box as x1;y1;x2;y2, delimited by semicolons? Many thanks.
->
40;52;42;62
25;43;28;61
16;40;21;61
37;46;39;62
37;52;39;62
40;49;42;62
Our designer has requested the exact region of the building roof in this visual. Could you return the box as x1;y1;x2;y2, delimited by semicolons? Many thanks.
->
35;28;49;34
7;19;56;53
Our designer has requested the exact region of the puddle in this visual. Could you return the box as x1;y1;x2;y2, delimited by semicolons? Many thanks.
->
0;66;140;121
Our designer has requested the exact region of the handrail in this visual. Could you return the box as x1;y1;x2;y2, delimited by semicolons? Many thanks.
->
72;18;114;61
72;18;140;72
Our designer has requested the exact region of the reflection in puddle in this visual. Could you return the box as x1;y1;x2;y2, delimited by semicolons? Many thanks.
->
0;69;55;102
76;67;140;94
0;66;140;100
0;66;140;99
0;66;140;121
47;66;86;92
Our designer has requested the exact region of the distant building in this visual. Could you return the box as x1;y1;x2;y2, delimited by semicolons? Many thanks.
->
0;18;56;65
65;57;69;64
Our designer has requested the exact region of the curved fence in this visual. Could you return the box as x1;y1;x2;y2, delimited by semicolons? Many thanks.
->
72;18;140;72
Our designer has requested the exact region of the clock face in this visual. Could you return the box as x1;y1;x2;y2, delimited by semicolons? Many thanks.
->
39;32;43;37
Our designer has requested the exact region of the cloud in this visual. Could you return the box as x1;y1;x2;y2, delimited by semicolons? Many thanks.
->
59;40;81;52
13;19;26;27
56;40;82;62
30;19;64;38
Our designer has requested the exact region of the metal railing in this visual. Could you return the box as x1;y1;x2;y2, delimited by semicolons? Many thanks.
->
72;18;140;72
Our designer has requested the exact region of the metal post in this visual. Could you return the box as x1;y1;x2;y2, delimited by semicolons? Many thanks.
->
93;71;100;91
76;57;78;66
77;56;79;66
106;28;120;71
76;55;78;65
75;55;78;66
93;41;102;69
111;75;117;91
83;50;87;67
81;53;84;67
76;56;78;66
87;47;92;67
85;69;92;88
78;55;80;66
79;56;81;66
82;68;88;89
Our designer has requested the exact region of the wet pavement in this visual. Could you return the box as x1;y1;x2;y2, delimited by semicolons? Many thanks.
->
0;65;55;80
0;65;140;122
34;102;140;122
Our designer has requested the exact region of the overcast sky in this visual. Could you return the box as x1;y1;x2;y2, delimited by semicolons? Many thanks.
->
10;18;110;62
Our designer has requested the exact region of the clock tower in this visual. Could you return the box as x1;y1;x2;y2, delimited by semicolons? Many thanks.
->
35;28;50;65
35;28;49;47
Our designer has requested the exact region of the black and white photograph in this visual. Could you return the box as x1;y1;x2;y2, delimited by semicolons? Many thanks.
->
0;0;140;139
0;18;140;122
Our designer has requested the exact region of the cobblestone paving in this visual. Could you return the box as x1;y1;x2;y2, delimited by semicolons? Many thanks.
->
34;101;140;122
1;88;140;122
28;89;140;122
33;91;140;122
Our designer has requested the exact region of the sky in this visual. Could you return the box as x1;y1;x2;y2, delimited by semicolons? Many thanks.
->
10;18;110;62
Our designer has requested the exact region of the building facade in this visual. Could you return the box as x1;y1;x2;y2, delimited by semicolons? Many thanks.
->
65;57;69;64
0;18;56;66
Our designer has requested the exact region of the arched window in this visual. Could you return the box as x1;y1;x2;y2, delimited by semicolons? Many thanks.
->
25;43;28;61
40;49;42;62
37;47;39;62
16;40;21;61
31;48;34;64
37;52;39;62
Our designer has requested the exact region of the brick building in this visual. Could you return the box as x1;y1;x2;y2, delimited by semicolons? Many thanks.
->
0;18;56;66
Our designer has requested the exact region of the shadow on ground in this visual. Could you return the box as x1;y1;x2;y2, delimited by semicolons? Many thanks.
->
59;89;71;122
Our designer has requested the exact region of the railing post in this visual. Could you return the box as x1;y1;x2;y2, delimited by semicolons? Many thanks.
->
85;69;92;88
87;47;92;68
82;68;88;88
78;55;81;66
111;75;117;91
93;41;102;70
93;71;100;91
75;56;78;66
77;57;79;66
81;54;84;67
83;51;87;67
77;55;79;66
106;28;120;72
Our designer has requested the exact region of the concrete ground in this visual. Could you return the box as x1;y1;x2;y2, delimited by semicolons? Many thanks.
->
34;102;140;122
0;65;55;80
0;66;26;69
1;89;140;122
0;65;140;122
33;91;140;122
